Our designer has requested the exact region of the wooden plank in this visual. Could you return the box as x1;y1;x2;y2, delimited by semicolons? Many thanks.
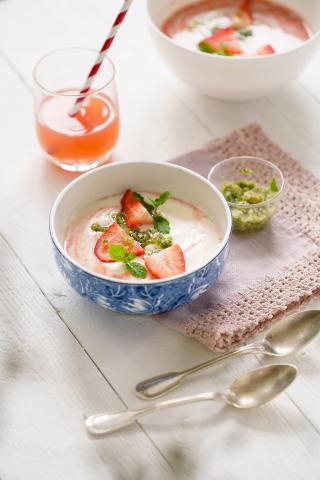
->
43;297;320;479
0;234;171;479
171;77;320;169
298;51;320;101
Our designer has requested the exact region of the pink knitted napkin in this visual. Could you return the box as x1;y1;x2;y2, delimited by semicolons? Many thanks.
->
158;124;320;351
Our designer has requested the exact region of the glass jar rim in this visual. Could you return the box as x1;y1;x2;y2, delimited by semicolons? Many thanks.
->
208;156;285;208
33;47;116;97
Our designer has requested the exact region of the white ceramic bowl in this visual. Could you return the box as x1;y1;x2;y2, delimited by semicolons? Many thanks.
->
147;0;320;100
50;161;232;315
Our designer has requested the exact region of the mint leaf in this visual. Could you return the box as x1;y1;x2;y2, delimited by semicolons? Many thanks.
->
108;244;147;278
91;223;106;232
200;41;233;57
154;215;170;234
109;244;127;262
198;41;215;54
126;262;147;279
133;191;171;234
132;192;154;215
270;178;279;193
216;42;233;56
238;28;253;37
153;191;171;208
126;252;136;262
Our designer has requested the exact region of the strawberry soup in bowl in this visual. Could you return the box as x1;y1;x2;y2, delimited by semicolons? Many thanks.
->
147;0;320;100
50;162;232;315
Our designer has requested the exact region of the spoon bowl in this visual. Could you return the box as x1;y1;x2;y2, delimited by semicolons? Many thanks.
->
86;364;297;435
226;364;297;409
136;309;320;400
263;310;320;356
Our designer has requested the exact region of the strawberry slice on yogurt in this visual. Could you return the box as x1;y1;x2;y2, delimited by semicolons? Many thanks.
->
145;245;186;279
121;189;153;228
235;1;254;27
94;222;144;263
257;44;276;55
199;27;243;55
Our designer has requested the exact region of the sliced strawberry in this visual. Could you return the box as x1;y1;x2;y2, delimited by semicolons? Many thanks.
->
145;245;186;279
201;27;243;56
223;43;243;55
236;1;254;27
94;222;144;263
256;44;275;55
211;26;237;44
239;1;253;17
121;189;153;228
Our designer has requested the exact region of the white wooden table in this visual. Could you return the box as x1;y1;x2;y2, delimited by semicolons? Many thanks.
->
1;1;320;478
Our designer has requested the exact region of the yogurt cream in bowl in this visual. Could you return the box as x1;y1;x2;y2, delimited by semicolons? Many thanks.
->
50;162;232;315
147;0;320;100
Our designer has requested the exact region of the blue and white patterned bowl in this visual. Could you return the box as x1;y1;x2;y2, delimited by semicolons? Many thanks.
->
49;161;232;315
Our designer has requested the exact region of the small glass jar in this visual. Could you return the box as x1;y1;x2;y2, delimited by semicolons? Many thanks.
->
33;47;120;172
209;156;285;233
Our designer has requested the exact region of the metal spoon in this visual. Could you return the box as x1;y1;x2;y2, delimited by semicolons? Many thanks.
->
136;309;320;400
86;364;297;435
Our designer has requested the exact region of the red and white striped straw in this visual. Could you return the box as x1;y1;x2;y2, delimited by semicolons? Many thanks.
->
69;0;133;117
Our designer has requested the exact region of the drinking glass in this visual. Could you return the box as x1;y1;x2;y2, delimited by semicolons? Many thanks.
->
33;48;120;172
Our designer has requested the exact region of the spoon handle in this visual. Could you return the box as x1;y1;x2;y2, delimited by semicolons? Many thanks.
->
86;391;219;436
136;342;264;400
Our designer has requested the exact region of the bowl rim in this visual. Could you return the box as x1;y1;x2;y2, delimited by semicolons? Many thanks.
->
49;160;233;285
146;0;320;61
208;156;285;208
